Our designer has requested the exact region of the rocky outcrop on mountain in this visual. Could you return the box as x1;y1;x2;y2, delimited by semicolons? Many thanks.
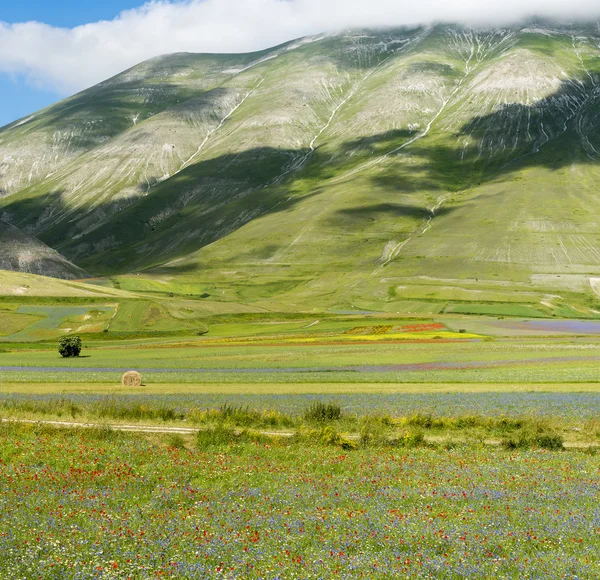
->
0;219;88;279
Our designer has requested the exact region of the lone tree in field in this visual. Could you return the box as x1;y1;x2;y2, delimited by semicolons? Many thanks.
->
58;336;82;358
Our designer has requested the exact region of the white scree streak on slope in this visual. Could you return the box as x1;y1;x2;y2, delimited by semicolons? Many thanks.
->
305;29;433;155
273;28;431;187
267;29;435;259
222;53;280;75
335;31;516;188
571;36;600;160
175;77;267;176
590;278;600;298
368;32;507;274
372;192;452;275
373;33;600;275
493;37;600;175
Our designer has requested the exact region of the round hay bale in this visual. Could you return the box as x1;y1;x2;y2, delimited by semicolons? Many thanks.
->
122;371;142;387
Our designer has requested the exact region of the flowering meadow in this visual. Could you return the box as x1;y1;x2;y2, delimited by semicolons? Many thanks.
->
1;423;599;579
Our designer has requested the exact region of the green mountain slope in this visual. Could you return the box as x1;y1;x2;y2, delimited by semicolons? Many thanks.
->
2;23;600;312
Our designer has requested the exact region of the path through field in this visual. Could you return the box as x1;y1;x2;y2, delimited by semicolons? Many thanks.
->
0;417;294;438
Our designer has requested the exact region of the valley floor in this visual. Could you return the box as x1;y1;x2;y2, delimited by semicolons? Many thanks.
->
2;285;600;577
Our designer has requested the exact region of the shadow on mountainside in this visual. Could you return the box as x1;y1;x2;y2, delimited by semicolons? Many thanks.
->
352;74;600;200
3;70;600;276
2;144;328;273
2;79;183;144
337;203;454;221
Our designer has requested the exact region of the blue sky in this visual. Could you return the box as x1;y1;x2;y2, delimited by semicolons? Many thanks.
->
0;1;145;127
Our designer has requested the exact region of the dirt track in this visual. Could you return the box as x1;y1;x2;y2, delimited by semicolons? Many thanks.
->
0;417;294;437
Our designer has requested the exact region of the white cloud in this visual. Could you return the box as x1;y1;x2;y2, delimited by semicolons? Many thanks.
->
1;0;599;95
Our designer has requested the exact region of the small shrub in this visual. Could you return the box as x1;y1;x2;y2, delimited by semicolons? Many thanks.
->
534;432;564;450
304;402;342;423
405;413;443;429
502;436;528;450
359;416;391;447
338;437;358;450
454;415;489;429
58;336;82;358
196;425;266;449
217;403;260;426
295;426;357;450
166;434;186;449
318;426;356;449
502;424;564;451
319;426;340;446
158;407;180;422
496;416;525;432
385;430;425;448
398;429;425;448
196;425;238;448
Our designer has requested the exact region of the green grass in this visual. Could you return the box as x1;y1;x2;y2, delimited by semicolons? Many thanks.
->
0;311;42;336
2;324;600;386
0;390;598;447
0;270;128;299
0;333;596;365
2;305;114;342
108;300;210;334
444;303;550;318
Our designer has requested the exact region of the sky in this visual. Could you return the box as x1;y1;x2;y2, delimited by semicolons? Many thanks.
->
0;0;145;127
2;0;600;128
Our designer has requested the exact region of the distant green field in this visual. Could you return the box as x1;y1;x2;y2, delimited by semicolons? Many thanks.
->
1;334;600;384
2;305;114;342
444;303;549;318
0;311;42;336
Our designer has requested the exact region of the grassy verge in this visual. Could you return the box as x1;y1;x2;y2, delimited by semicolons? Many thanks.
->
2;397;596;450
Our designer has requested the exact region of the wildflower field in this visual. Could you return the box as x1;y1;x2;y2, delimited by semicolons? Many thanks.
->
1;422;599;579
2;310;600;578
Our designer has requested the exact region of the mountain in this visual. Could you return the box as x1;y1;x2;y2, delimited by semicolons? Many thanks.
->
2;22;600;313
